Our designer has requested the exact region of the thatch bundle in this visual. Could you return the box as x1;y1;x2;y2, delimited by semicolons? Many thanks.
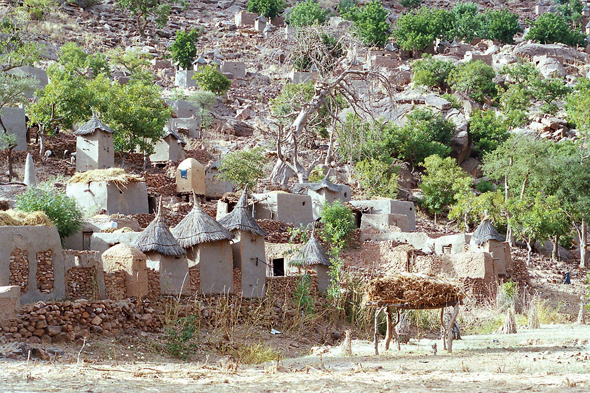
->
219;188;265;237
172;202;234;248
0;210;53;227
365;273;464;308
69;168;143;187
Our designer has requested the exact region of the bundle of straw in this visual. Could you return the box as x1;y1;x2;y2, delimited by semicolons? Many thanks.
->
0;210;53;227
365;273;464;308
68;168;143;188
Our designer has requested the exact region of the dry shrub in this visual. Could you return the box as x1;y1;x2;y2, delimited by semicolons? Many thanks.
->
365;273;464;308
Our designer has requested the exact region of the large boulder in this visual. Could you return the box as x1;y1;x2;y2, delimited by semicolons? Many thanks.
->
534;56;566;78
446;109;471;165
512;43;587;65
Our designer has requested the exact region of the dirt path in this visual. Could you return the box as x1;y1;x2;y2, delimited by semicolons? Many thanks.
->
2;324;590;392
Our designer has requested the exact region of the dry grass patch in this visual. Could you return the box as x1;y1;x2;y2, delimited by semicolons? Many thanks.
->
69;168;144;187
0;210;53;226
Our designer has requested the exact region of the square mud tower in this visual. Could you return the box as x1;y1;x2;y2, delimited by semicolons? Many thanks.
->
74;115;115;172
176;158;206;195
252;192;314;227
0;107;27;151
351;199;416;231
205;161;233;198
221;61;246;79
218;190;267;298
66;169;149;215
101;243;149;298
235;10;257;28
296;175;351;220
150;127;186;164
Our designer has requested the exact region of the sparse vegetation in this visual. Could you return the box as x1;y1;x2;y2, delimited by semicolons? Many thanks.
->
288;0;329;27
170;28;199;70
247;0;286;18
525;12;587;46
218;147;267;189
346;0;391;47
192;64;231;95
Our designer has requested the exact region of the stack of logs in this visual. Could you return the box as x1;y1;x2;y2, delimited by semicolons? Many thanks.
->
35;250;54;294
0;298;162;344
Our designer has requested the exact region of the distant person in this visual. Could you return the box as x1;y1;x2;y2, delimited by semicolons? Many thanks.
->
563;271;571;284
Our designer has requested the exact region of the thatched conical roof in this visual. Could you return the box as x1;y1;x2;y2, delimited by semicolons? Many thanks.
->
132;201;186;256
74;114;114;136
218;188;265;236
291;235;331;267
471;218;504;245
305;173;344;193
172;202;234;248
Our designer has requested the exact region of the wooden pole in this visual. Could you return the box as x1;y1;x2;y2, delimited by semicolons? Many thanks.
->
374;306;384;355
385;307;392;350
446;304;460;354
394;309;401;351
440;307;447;351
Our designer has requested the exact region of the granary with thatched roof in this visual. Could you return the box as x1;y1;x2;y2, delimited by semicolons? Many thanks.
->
219;188;267;298
101;243;149;298
74;114;115;172
66;168;149;216
470;218;512;276
295;174;351;220
132;204;189;295
149;125;187;165
290;235;332;294
171;201;235;295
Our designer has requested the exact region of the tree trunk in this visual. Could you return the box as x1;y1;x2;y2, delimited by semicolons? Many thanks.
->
552;235;559;262
39;133;45;156
526;240;532;266
270;160;296;186
143;152;148;171
325;129;334;166
581;219;587;268
7;146;14;182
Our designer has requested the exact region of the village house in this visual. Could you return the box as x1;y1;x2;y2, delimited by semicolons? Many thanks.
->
74;115;115;172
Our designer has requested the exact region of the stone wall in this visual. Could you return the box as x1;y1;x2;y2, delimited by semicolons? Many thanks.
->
265;274;319;300
66;267;98;300
0;298;161;344
189;266;200;293
233;268;242;296
36;250;54;294
9;249;28;294
104;271;126;301
147;268;160;299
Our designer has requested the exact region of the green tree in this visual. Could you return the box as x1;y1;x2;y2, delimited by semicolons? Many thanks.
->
218;147;267;189
499;84;530;128
479;10;522;44
393;7;454;51
117;0;178;37
247;0;286;18
419;155;472;219
288;0;329;27
452;2;481;43
347;0;391;47
320;200;356;248
566;78;590;134
0;72;38;180
0;18;41;72
450;189;507;231
411;55;456;92
469;109;509;156
448;60;496;104
192;65;231;95
170;28;199;70
399;0;422;9
354;158;399;199
16;183;83;240
525;13;586;46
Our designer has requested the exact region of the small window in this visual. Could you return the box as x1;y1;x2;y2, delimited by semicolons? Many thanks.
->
344;192;347;198
83;231;93;250
272;258;285;277
302;201;305;206
442;245;452;254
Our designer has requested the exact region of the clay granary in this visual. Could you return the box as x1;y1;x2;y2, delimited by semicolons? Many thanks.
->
172;200;235;295
74;115;115;172
290;235;331;294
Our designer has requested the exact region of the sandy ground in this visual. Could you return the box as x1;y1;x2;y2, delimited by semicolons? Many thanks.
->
2;324;590;392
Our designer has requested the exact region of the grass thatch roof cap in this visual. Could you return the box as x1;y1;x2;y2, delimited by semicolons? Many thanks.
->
132;201;186;256
305;174;344;193
291;235;330;267
74;114;115;136
164;125;187;145
472;218;504;245
172;202;234;248
69;168;144;187
218;188;265;237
